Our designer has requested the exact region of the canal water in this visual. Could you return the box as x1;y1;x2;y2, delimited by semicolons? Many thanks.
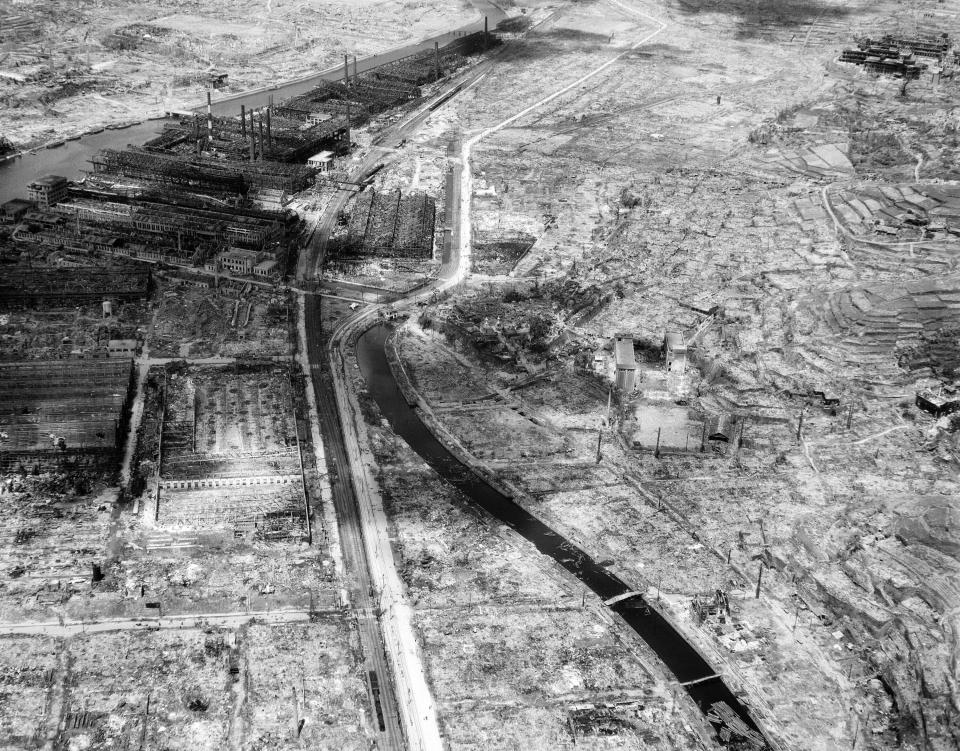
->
356;323;769;748
0;122;171;205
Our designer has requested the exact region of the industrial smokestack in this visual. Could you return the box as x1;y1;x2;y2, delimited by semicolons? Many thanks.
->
353;55;358;83
344;54;349;85
266;107;272;149
241;104;246;137
434;41;440;81
258;117;264;161
206;91;213;143
249;110;256;161
484;16;489;49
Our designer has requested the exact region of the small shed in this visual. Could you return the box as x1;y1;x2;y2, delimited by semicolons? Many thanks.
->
107;339;138;358
254;259;279;278
1;198;33;223
916;390;960;418
613;336;636;392
664;330;688;372
307;150;334;172
706;413;733;442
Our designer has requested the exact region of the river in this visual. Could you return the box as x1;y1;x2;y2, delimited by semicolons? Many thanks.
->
0;0;507;205
356;323;770;748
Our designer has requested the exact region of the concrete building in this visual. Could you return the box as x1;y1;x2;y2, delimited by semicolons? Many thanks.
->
614;336;636;392
1;198;33;223
307;150;334;172
107;339;138;357
216;249;260;276
27;175;69;208
254;259;279;279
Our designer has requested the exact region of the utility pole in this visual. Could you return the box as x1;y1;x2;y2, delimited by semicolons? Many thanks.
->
755;563;763;599
291;686;300;738
139;692;151;751
206;91;213;144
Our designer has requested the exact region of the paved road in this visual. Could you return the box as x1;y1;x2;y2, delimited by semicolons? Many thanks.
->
287;22;504;751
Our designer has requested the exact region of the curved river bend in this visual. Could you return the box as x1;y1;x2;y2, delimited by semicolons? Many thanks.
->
356;324;770;748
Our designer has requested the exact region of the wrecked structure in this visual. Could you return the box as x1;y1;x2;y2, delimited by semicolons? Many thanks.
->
14;182;294;269
144;111;349;166
344;188;436;258
89;148;317;195
153;365;309;541
840;37;931;77
0;267;150;309
0;358;135;473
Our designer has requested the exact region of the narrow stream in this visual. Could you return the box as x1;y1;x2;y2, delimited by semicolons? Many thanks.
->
356;323;769;748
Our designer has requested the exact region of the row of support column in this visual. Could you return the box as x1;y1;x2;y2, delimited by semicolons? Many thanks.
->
203;16;492;161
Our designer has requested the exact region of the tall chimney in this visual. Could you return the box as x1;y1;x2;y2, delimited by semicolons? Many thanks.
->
434;41;440;80
258;117;264;161
353;55;358;82
266;107;272;149
250;110;256;161
241;104;246;137
344;54;350;85
206;91;213;143
484;16;489;49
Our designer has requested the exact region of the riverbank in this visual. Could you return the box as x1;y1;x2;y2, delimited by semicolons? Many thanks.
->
352;322;716;751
